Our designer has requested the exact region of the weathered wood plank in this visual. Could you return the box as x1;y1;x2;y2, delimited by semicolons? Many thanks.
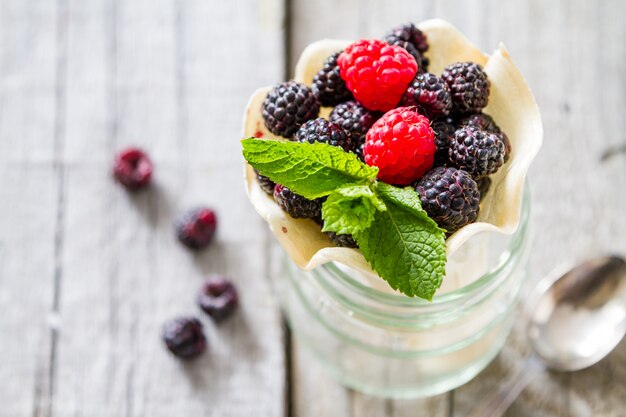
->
49;0;286;416
0;1;59;415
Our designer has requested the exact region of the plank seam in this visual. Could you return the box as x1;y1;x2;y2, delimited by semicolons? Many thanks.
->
49;0;69;414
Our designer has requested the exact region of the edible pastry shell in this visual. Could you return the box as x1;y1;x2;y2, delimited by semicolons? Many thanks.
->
242;19;542;290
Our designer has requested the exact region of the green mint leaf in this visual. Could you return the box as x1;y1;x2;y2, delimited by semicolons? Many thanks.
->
321;184;386;236
242;138;378;199
355;183;447;301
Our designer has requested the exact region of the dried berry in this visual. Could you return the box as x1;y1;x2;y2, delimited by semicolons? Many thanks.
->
197;276;239;321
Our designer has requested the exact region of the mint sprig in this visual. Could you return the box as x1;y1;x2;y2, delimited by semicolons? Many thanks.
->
242;137;447;300
321;184;386;236
242;138;378;199
355;183;446;300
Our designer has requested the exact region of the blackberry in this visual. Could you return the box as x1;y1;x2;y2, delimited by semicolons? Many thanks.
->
459;113;511;162
262;81;320;138
162;317;206;359
459;113;500;133
477;177;492;200
353;143;365;162
329;100;380;161
449;127;506;179
431;117;456;167
383;23;429;72
415;166;480;233
274;184;323;221
197;276;238;321
402;72;453;118
312;52;352;106
176;207;217;250
295;118;353;152
442;62;490;115
113;148;153;190
325;231;358;248
254;169;275;195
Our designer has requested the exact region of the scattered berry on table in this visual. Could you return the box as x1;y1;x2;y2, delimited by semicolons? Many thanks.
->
415;166;480;234
442;62;490;115
329;100;380;161
294;118;353;152
197;276;239;321
337;39;417;112
431;117;457;167
274;184;324;221
312;52;353;106
262;81;320;138
459;113;511;162
162;317;206;359
364;107;435;185
255;169;276;196
449;126;507;179
176;207;218;250
112;147;153;190
477;176;492;200
402;72;453;118
383;23;429;72
325;231;358;248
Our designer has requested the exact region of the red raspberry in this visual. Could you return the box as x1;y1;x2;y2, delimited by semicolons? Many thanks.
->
112;147;153;190
337;40;417;112
364;107;435;185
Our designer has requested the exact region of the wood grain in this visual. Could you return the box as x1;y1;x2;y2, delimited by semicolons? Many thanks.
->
0;0;286;416
0;1;59;415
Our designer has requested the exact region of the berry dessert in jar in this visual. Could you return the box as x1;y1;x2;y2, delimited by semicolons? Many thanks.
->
241;20;541;397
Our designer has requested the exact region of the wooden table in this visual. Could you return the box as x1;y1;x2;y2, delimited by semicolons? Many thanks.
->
1;1;624;416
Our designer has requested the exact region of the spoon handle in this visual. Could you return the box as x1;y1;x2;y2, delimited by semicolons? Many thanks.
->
467;355;545;417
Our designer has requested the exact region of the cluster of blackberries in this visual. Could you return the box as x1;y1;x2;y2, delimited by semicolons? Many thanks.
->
259;23;511;238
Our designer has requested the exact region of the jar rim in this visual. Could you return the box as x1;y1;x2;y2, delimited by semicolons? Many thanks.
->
320;185;531;309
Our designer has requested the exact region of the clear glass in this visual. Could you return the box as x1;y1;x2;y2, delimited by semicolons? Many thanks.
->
273;188;532;399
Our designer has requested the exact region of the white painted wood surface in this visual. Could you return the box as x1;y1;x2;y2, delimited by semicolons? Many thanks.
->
1;0;285;416
0;0;624;416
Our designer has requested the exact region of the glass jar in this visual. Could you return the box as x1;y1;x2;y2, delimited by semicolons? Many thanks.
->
273;189;531;399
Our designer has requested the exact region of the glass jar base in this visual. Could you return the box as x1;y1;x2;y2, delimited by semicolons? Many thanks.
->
288;313;513;398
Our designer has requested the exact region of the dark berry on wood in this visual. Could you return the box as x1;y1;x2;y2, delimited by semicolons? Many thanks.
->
162;317;206;359
176;207;217;250
197;276;238;321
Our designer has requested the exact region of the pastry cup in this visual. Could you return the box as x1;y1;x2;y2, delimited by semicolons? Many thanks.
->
242;19;542;294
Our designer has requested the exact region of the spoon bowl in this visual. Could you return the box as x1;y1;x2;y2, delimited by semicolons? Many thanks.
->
527;256;626;371
470;255;626;417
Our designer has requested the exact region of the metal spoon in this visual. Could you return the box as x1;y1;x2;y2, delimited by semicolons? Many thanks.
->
469;255;626;417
